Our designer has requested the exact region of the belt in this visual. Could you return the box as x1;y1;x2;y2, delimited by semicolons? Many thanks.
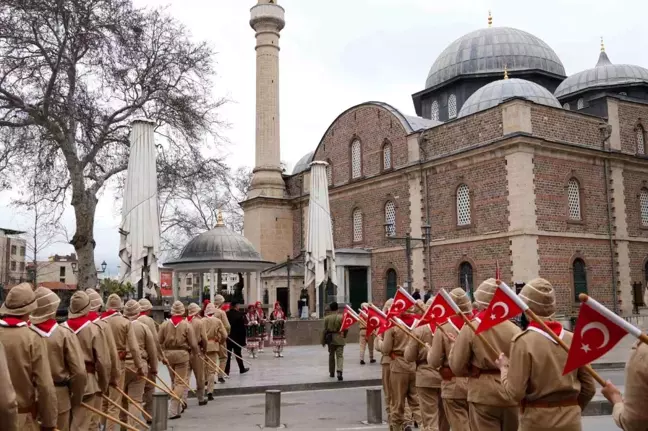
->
416;360;427;366
85;361;96;374
54;380;69;387
440;366;455;381
521;398;579;413
18;404;36;417
118;350;127;360
209;338;220;343
469;366;500;378
389;351;404;360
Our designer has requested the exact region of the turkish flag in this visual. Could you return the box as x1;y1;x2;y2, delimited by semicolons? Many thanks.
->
366;306;388;338
475;286;524;334
563;302;629;374
387;287;417;319
340;305;359;333
419;292;456;328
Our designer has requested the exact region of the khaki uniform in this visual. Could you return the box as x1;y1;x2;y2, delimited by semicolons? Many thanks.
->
31;323;87;431
612;341;648;430
499;327;596;431
204;316;228;394
214;308;230;378
137;313;164;417
102;313;143;431
449;319;521;431
0;341;17;431
428;320;470;431
359;327;375;362
0;323;56;430
405;326;448;431
66;320;110;430
322;313;345;375
376;335;414;425
124;320;158;429
158;318;199;416
380;325;420;430
187;316;208;402
89;317;118;431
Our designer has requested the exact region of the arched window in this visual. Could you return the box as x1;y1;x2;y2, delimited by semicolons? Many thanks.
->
640;188;648;226
382;142;392;171
456;184;471;226
351;139;362;179
563;103;570;110
567;178;582;220
577;98;584;109
384;201;396;237
459;262;474;300
352;208;363;242
573;258;587;301
637;125;645;155
448;94;457;119
431;100;440;121
386;269;398;299
326;163;333;186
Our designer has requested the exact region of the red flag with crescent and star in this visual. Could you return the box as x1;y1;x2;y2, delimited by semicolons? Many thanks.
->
340;305;360;333
563;301;629;374
387;287;417;319
475;285;524;334
419;293;456;328
366;305;389;338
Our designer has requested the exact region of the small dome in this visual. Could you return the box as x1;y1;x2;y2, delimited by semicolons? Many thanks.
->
554;50;648;98
172;223;263;264
292;151;314;175
458;78;562;117
425;27;565;89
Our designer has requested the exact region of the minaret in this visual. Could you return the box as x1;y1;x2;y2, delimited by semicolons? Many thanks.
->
248;0;286;198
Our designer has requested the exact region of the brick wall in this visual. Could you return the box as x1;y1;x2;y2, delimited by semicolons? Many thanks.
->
421;108;502;158
618;101;648;154
530;106;603;149
537;236;614;315
623;169;648;238
371;250;408;304
534;156;609;235
312;104;409;186
426;157;509;241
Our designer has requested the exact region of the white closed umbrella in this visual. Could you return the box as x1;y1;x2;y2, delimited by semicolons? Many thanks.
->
304;161;337;317
119;119;160;298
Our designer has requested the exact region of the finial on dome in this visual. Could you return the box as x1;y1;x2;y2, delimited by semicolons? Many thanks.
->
504;64;508;80
600;36;605;52
216;210;224;227
488;10;492;27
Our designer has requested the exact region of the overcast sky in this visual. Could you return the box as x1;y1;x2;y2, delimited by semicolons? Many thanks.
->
1;0;647;273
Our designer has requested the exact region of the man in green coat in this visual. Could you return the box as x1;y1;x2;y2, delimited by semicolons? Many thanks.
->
321;302;346;381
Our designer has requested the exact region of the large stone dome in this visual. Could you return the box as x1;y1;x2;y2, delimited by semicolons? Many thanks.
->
425;27;566;90
554;50;648;98
458;77;561;117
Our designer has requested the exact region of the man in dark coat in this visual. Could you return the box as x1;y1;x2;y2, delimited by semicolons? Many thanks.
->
225;301;249;375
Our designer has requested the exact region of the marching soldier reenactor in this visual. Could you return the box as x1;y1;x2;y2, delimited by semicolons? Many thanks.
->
101;294;144;431
449;278;521;431
187;303;208;406
380;305;420;431
428;288;472;431
359;302;376;365
0;340;18;431
137;298;164;417
405;305;449;431
321;302;346;381
213;294;231;382
65;291;110;430
123;300;158;428
0;283;57;431
30;287;87;431
204;303;228;399
376;299;394;423
158;301;199;420
496;278;596;431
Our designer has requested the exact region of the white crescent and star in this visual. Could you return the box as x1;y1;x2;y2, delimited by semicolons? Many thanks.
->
394;299;406;311
369;316;380;327
432;304;445;318
492;301;509;319
580;322;610;349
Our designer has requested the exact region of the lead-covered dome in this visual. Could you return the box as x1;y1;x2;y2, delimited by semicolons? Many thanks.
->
458;78;561;117
554;49;648;98
425;27;566;89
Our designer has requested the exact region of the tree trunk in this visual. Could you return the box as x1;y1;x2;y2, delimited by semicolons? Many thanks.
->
71;192;98;290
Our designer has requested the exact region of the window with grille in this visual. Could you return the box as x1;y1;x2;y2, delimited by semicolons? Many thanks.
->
431;100;440;121
456;184;471;226
382;144;392;170
326;163;333;186
577;98;584;109
353;209;363;242
637;126;645;155
459;262;474;300
386;269;397;299
351;140;362;179
573;258;587;301
448;94;457;118
563;103;570;110
640;189;648;226
384;201;396;236
567;178;581;220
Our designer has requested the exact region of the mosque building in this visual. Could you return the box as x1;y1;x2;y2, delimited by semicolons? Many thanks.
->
241;1;648;319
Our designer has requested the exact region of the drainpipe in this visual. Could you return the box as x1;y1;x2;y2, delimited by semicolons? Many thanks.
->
601;124;619;314
417;132;433;291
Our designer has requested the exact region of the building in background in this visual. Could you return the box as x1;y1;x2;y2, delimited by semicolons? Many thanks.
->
0;228;28;288
34;253;78;287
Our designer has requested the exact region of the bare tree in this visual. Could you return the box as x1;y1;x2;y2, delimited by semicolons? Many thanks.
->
0;0;227;289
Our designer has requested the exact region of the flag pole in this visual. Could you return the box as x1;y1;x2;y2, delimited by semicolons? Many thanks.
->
389;317;427;347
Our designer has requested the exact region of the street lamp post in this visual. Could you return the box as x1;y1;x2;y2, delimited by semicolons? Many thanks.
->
384;223;432;293
71;260;108;290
